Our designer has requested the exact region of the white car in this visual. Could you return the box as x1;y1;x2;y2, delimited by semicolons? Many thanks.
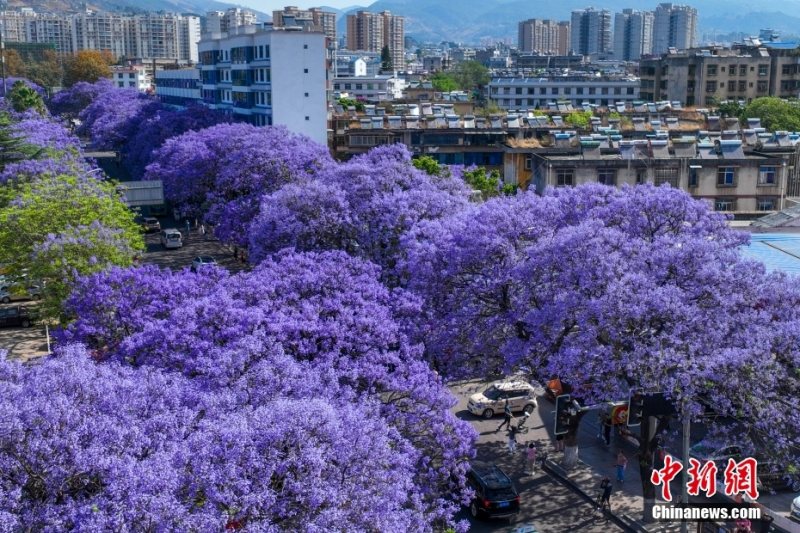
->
791;495;800;521
468;380;538;419
191;256;217;272
0;284;42;304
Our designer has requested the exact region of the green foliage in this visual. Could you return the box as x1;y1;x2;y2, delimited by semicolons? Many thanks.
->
337;97;365;113
564;110;593;129
716;100;744;119
8;81;46;115
740;97;800;131
380;45;393;71
430;72;459;92
412;155;444;176
452;61;490;90
501;183;517;196
0;114;41;172
0;174;144;320
462;167;501;199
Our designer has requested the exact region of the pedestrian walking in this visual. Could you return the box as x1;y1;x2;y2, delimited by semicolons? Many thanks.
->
603;413;612;446
507;429;517;455
200;224;206;238
539;446;549;467
526;443;537;474
185;219;191;235
599;476;613;512
615;450;628;484
497;399;513;431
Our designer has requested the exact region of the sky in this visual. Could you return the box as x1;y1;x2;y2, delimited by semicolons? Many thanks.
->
241;1;365;12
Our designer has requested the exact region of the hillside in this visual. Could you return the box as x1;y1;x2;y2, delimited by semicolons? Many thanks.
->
7;0;268;18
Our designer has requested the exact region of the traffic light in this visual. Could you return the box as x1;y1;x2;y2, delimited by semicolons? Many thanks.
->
555;394;572;435
627;391;645;427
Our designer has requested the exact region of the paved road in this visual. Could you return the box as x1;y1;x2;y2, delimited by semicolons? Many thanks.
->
140;220;249;274
450;379;626;532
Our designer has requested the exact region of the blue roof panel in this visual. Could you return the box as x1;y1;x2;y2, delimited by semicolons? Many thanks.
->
740;233;800;275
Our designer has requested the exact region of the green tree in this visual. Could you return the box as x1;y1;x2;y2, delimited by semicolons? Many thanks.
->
412;155;444;176
452;61;490;91
63;50;113;87
8;81;46;115
380;45;393;71
430;72;459;92
337;97;365;112
0;174;144;320
740;97;800;131
716;100;744;119
462;167;501;199
0;114;41;172
564;110;593;129
25;50;64;90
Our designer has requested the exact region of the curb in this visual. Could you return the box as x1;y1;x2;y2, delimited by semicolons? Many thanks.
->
542;459;637;532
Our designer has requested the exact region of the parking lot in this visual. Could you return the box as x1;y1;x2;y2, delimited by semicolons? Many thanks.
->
0;302;50;362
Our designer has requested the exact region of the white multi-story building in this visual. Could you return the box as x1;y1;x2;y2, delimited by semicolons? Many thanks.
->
272;6;336;44
0;9;199;61
155;68;201;106
112;65;150;91
652;3;697;55
613;9;653;61
198;25;327;145
517;18;570;55
205;8;258;35
333;74;406;101
489;75;640;110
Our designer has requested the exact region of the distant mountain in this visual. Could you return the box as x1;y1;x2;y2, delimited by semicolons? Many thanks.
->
8;0;270;19
359;0;800;43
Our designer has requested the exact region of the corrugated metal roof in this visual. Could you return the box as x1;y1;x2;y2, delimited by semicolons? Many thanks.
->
740;233;800;275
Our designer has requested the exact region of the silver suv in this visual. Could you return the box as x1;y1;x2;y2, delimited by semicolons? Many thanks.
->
468;380;538;419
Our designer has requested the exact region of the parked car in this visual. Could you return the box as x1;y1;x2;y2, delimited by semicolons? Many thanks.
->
191;256;217;272
689;440;743;471
466;462;520;520
160;229;183;249
0;306;34;328
468;379;538;419
0;284;41;304
142;217;161;232
791;494;800;521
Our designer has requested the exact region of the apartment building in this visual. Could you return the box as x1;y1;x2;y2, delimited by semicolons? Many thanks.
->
489;75;640;110
112;65;150;91
205;8;258;34
198;25;327;145
517;19;570;55
155;68;201;106
333;74;406;101
0;10;200;60
570;8;612;57
613;9;653;61
346;10;404;70
652;3;697;55
638;44;800;106
272;6;336;44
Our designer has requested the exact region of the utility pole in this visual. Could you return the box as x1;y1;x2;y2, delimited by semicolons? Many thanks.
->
680;410;690;533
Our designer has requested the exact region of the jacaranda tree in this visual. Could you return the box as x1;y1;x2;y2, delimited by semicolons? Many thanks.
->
55;250;476;531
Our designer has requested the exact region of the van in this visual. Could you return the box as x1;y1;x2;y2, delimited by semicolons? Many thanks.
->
160;229;183;249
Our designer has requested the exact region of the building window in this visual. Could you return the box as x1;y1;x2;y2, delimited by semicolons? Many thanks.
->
551;87;558;95
707;64;717;76
515;87;522;95
757;80;767;93
597;168;616;186
757;197;776;211
738;80;746;92
688;167;699;188
714;198;736;211
729;64;737;76
304;92;309;97
304;68;309;73
305;116;310;121
636;169;648;184
728;80;736;92
758;64;768;76
717;167;736;186
758;166;777;185
654;168;679;188
740;65;747;76
524;156;532;170
304;44;308;49
556;169;574;186
576;87;583;95
705;81;717;93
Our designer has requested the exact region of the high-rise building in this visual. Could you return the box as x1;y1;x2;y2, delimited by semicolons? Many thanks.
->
517;19;570;55
652;3;697;55
570;8;612;57
346;10;404;70
0;9;200;61
272;6;336;44
197;26;327;144
204;8;258;34
613;9;654;61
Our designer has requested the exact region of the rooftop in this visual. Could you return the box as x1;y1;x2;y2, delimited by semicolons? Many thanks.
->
740;233;800;275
